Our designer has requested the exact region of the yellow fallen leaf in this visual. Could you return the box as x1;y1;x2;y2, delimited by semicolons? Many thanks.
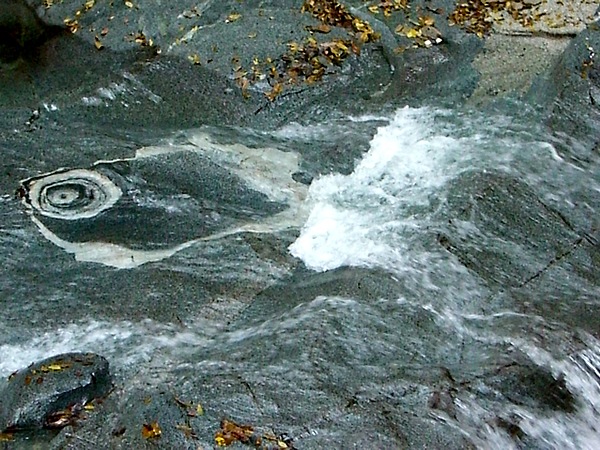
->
405;28;421;38
64;18;80;33
225;13;242;23
142;421;162;439
0;433;14;442
188;54;201;65
94;36;104;50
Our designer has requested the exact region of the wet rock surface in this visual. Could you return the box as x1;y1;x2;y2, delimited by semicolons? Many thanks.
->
0;353;111;431
438;170;581;287
528;11;600;169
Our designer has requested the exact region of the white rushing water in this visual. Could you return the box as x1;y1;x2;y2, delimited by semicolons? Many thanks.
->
0;320;214;378
287;106;600;448
289;106;579;273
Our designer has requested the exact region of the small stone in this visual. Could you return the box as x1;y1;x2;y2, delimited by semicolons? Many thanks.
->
0;353;112;431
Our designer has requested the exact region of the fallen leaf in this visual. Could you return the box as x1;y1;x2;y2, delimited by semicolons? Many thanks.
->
420;15;435;26
174;396;191;409
405;28;421;38
225;13;242;23
64;18;80;33
45;408;77;429
265;82;283;101
142;421;162;439
0;433;14;442
176;423;197;439
306;24;332;33
43;363;70;372
188;54;201;65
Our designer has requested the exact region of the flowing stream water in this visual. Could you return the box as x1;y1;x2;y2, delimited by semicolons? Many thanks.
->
1;104;599;448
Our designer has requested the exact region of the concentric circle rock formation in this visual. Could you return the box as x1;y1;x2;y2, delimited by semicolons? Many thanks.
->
20;169;122;220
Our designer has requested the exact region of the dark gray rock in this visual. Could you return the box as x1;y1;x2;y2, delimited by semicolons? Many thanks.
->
528;15;600;168
50;386;204;450
0;352;111;431
437;170;581;287
487;362;576;413
1;1;597;450
0;0;64;64
19;151;286;250
13;0;482;128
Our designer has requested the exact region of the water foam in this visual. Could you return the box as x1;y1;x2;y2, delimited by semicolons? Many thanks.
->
423;306;600;449
290;107;463;272
289;106;568;274
0;320;211;377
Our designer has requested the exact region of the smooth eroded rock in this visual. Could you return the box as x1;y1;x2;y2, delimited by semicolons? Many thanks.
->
0;352;112;431
437;170;580;286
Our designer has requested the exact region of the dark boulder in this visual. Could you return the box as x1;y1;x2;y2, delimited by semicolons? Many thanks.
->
0;0;64;63
437;170;580;287
528;12;600;167
0;352;112;431
49;386;206;450
486;361;577;413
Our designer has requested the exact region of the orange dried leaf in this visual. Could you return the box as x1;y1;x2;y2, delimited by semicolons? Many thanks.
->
266;83;283;101
0;433;14;442
142;421;162;439
306;24;332;33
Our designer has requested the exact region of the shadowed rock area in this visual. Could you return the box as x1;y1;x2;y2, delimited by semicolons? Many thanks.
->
0;353;111;431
